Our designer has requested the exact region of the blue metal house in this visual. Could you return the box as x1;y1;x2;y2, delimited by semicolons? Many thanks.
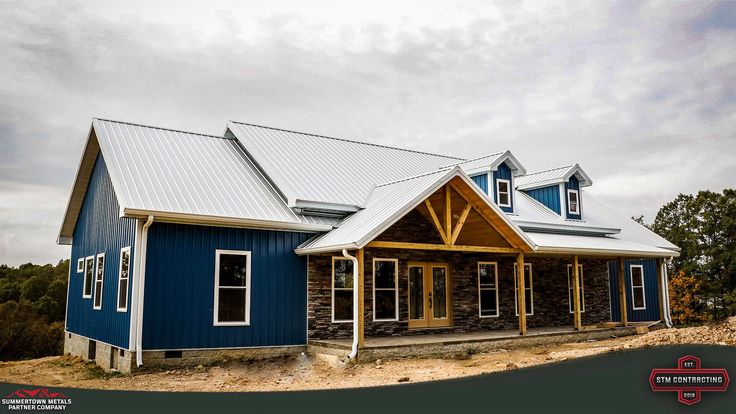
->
58;119;679;372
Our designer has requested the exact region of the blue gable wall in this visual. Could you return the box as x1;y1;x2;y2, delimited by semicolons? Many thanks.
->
525;185;561;214
608;259;661;322
142;222;313;350
471;173;488;194
68;154;137;349
492;162;514;213
564;175;582;220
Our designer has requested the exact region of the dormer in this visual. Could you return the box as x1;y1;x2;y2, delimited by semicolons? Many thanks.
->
516;164;592;220
462;151;526;213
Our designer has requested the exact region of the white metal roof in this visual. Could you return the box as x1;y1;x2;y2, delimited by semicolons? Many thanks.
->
295;167;536;254
511;191;621;235
226;121;463;211
58;119;338;243
516;163;593;190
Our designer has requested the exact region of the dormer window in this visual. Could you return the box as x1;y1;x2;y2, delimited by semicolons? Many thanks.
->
496;179;511;208
567;189;580;215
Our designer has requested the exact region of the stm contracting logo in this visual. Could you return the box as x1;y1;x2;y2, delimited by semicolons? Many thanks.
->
2;388;72;411
650;355;730;405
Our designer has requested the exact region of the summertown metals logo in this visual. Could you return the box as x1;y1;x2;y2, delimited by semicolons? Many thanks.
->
649;355;730;405
2;388;72;411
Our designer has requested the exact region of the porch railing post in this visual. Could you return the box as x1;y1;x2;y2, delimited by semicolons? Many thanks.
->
357;248;365;348
572;255;582;331
618;257;628;327
516;252;527;336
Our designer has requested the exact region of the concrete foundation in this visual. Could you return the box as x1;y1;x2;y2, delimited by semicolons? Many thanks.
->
64;331;134;373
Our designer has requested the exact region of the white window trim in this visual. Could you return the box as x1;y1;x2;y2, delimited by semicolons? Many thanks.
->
478;262;499;318
116;246;131;312
332;256;354;323
372;258;399;322
213;249;252;326
93;253;105;310
496;178;512;208
83;255;94;299
77;258;84;273
630;264;647;310
513;263;534;316
567;264;586;313
567;189;580;215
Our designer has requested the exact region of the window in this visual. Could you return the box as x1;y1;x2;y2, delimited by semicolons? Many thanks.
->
567;264;585;313
478;262;499;317
83;256;94;298
213;250;251;325
332;257;354;322
117;247;131;312
93;253;105;310
77;258;84;273
567;189;580;215
513;263;533;316
373;259;398;321
496;179;511;207
630;264;646;310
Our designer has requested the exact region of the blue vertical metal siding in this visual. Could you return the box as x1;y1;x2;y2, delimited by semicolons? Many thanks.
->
608;259;661;322
142;222;313;350
68;154;136;349
524;185;561;214
471;174;488;194
564;176;582;220
492;162;514;213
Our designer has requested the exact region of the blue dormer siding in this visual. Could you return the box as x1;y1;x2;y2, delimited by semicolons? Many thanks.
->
470;173;488;194
564;175;582;220
525;185;561;214
492;162;514;213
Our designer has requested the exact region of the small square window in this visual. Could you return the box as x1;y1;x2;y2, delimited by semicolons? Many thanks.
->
77;258;84;273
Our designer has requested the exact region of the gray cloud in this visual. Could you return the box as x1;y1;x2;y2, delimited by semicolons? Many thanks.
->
1;0;734;265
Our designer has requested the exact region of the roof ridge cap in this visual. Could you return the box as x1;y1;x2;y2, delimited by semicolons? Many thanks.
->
94;118;231;140
521;164;575;177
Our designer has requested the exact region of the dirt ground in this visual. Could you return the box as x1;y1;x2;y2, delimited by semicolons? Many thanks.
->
2;318;735;392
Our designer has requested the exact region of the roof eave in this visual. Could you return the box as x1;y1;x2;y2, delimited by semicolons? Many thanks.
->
515;220;621;235
534;245;680;258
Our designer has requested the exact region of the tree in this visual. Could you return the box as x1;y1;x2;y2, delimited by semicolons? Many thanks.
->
668;272;707;324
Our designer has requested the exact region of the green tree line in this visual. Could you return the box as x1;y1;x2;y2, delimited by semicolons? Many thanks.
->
0;260;68;360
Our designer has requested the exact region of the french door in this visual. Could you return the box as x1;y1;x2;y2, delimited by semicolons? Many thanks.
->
408;262;451;328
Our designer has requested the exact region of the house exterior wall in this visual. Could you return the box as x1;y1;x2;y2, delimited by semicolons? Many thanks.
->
525;185;562;214
66;154;136;349
492;162;514;213
470;173;488;194
142;222;313;350
609;259;661;322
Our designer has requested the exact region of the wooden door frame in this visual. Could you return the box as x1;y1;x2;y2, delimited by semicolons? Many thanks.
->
407;261;453;329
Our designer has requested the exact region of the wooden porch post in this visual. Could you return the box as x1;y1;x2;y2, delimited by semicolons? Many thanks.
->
618;257;628;327
655;258;665;322
516;252;527;335
572;255;582;331
357;249;365;348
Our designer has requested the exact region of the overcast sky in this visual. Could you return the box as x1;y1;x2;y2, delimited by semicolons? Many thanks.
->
1;0;734;266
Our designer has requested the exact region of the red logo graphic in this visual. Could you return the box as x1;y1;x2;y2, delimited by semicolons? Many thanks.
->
649;355;730;405
5;388;70;399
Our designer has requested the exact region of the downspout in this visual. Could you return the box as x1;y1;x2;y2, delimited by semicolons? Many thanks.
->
662;260;674;328
136;215;154;367
341;249;359;359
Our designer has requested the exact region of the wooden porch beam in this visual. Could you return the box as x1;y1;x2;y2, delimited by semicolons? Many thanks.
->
444;185;452;244
366;241;521;254
618;257;628;327
423;199;448;244
357;248;365;348
450;202;473;245
572;255;582;331
516;252;527;335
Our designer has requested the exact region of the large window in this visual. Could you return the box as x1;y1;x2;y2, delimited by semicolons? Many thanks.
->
93;253;105;310
213;250;251;325
567;264;585;313
567;189;580;215
332;257;354;323
478;262;499;317
83;256;94;298
496;179;511;207
373;259;398;321
117;247;131;312
630;264;646;310
514;263;533;316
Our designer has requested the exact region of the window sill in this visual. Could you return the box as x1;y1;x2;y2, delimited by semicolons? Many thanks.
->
213;322;250;327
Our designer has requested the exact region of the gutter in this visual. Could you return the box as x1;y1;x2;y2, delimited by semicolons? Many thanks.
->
135;215;154;367
662;260;674;328
341;249;359;360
